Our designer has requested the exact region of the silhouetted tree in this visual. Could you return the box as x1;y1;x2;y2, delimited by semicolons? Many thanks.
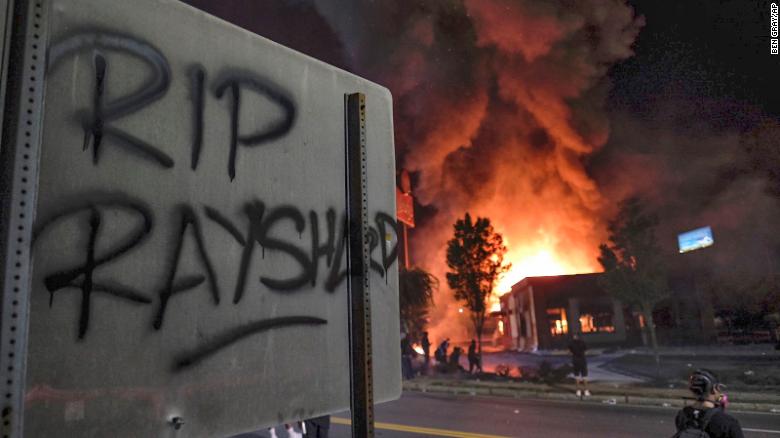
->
598;197;669;376
446;213;509;361
399;267;437;338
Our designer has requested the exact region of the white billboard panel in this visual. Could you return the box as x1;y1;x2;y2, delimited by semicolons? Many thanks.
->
678;226;714;254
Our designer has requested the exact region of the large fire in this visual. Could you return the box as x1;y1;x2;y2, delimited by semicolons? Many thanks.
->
306;0;643;344
489;239;601;313
496;248;578;294
187;0;649;348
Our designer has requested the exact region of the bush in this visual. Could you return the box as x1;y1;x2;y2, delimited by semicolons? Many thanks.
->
552;363;573;382
537;360;572;384
538;360;553;380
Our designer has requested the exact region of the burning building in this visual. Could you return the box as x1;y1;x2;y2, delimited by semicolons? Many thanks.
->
181;0;648;346
499;274;629;351
498;272;719;351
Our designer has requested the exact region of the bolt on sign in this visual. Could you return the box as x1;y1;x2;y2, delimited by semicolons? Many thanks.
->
0;0;401;436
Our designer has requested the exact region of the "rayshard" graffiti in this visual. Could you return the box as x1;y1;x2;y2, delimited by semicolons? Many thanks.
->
34;30;398;371
32;195;398;371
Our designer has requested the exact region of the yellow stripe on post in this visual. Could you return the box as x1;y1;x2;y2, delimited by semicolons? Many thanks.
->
331;417;512;438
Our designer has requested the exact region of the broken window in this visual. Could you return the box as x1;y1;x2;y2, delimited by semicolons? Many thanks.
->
546;307;568;336
579;301;616;333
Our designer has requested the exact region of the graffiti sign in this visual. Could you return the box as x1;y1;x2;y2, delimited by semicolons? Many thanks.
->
7;0;400;436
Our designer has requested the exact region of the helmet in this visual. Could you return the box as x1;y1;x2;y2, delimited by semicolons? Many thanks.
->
689;369;719;401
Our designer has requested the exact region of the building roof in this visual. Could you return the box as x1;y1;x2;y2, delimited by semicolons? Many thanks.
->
508;272;603;296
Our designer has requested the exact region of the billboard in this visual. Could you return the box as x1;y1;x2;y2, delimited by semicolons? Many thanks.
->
678;226;714;253
0;0;400;436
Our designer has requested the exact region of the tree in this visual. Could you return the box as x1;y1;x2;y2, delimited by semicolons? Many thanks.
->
398;267;438;338
446;213;510;361
708;270;780;333
598;197;669;376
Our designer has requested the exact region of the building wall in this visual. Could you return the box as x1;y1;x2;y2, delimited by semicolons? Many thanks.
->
501;274;630;351
500;272;721;351
501;283;538;352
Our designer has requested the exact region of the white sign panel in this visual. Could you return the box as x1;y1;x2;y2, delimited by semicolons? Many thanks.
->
17;0;401;436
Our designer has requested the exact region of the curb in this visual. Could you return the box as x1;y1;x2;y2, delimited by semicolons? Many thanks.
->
402;381;780;414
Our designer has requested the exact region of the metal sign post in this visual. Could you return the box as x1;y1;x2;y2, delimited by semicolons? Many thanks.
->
0;0;48;436
345;93;374;438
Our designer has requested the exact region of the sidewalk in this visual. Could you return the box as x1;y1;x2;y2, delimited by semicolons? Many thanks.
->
408;344;780;413
475;350;644;383
402;377;780;413
470;344;780;384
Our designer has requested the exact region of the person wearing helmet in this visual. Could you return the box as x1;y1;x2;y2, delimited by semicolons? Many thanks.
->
673;369;744;438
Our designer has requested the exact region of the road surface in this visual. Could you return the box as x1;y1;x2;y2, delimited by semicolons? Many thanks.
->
234;391;780;438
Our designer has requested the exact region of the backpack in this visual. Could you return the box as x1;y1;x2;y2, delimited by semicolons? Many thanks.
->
672;408;718;438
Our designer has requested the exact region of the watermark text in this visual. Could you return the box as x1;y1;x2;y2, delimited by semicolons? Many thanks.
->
771;2;778;54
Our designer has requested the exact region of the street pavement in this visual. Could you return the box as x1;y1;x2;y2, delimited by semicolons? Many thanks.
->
332;392;780;438
240;391;780;438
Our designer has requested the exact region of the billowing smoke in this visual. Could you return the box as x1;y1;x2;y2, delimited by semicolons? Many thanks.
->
311;0;644;342
183;0;645;343
594;105;780;320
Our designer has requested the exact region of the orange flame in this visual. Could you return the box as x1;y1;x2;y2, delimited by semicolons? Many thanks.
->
496;248;585;294
374;0;642;346
488;236;602;313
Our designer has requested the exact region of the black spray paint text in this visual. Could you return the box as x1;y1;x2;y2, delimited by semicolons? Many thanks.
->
48;30;297;181
33;195;398;370
36;30;398;371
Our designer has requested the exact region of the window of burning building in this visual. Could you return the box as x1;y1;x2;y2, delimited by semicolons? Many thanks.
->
546;308;568;336
578;302;616;333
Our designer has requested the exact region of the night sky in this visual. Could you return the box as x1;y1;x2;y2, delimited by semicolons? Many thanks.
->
594;1;779;251
611;0;779;121
594;0;780;212
182;1;780;119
